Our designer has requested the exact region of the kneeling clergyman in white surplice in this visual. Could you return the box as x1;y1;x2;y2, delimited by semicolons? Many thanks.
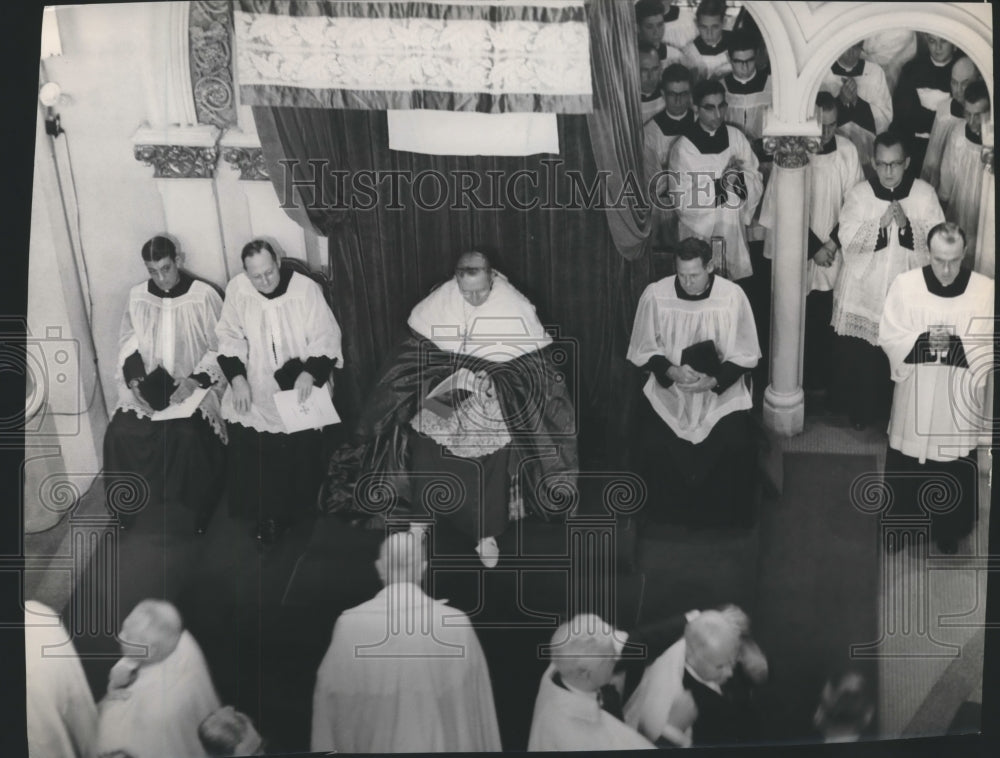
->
830;132;944;429
96;600;221;758
879;223;994;554
627;238;760;527
311;532;501;753
25;601;97;758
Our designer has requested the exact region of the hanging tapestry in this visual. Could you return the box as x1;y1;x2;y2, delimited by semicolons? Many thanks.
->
234;0;592;113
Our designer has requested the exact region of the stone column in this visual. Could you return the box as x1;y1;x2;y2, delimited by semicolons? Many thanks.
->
974;146;994;278
760;136;819;437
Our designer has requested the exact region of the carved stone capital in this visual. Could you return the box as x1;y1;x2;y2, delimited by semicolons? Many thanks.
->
221;146;269;181
133;144;220;179
763;135;822;169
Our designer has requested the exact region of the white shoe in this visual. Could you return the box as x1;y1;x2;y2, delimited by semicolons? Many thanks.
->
476;537;500;568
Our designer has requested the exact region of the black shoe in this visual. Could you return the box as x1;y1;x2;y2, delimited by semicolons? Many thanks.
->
936;537;959;555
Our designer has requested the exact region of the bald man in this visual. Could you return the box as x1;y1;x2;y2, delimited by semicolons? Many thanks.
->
921;56;981;188
311;531;501;752
96;600;220;758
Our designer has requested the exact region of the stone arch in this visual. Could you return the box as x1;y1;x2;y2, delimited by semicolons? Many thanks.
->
796;6;993;125
731;1;797;122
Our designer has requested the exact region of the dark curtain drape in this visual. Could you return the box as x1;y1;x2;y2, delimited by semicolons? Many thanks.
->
251;1;653;464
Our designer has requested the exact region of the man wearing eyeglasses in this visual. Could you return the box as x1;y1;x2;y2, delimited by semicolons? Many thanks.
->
830;131;944;430
646;63;695;249
721;32;771;147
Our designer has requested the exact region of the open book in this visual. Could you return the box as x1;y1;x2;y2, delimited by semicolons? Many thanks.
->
422;368;480;419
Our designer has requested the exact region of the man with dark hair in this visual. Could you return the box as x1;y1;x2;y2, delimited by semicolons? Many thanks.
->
819;41;893;169
636;0;682;64
667;79;763;283
721;31;771;145
682;0;731;82
830;131;944;429
938;80;990;266
921;56;981;187
216;239;343;544
638;42;666;124
880;222;993;554
103;235;226;533
647;64;696;248
893;34;962;175
759;91;863;394
627;237;760;526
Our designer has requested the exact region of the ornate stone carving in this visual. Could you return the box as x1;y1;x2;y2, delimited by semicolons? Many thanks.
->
189;1;237;129
133;144;219;179
763;135;822;169
221;146;270;181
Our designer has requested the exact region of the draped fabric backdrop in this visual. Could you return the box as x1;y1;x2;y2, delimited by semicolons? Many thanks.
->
252;0;652;463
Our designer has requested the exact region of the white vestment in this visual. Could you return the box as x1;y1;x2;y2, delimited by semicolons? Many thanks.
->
641;94;666;124
760;135;863;292
95;631;221;758
939;127;986;261
407;272;551;362
920;98;965;188
862;30;918;91
311;583;502;753
116;278;226;440
661;9;698;50
723;73;772;142
880;268;994;462
527;664;655;751
667;125;764;281
216;270;343;433
623;637;699;747
627;275;760;444
819;61;893;166
832;178;944;345
644;112;690;171
25;601;97;758
682;43;731;83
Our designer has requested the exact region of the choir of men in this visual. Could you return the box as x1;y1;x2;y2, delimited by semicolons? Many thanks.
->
830;131;944;429
921;56;980;188
683;0;732;83
880;223;993;554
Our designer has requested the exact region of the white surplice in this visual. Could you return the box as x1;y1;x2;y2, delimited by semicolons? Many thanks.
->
879;268;994;462
832;177;944;345
25;601;97;758
95;631;221;758
667;125;764;281
407;272;551;362
920;97;965;188
216;270;343;433
939;127;987;260
627;275;760;444
760;135;863;292
819;61;893;166
723;73;772;142
116;278;226;440
311;583;501;753
527;664;655;751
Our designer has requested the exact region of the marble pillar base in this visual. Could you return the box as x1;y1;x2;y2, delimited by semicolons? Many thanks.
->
763;385;805;437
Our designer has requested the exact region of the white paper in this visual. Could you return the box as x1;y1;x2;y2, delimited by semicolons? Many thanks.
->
386;110;559;156
273;387;341;433
150;387;209;421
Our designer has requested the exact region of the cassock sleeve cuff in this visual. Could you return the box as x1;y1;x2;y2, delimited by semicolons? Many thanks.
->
806;229;825;259
874;226;889;252
829;223;841;247
217;355;248;382
712;361;749;393
903;333;932;364
189;372;213;389
898;224;914;250
844;98;876;134
945;336;970;369
645;355;675;388
122;351;146;385
304;356;337;386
